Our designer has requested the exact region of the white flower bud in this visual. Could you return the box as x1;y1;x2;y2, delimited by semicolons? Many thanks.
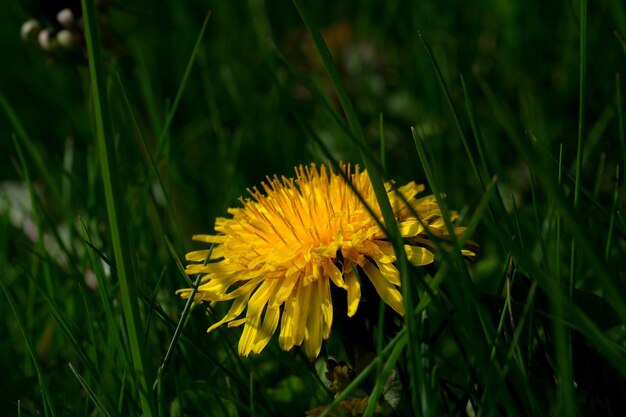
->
56;8;75;28
20;19;41;41
38;28;58;51
56;29;75;48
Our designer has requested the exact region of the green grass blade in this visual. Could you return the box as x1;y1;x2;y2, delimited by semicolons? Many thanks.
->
11;135;55;298
617;74;626;172
114;72;185;245
568;3;588;383
80;1;155;415
574;0;588;209
379;113;386;172
289;3;420;413
416;34;483;191
1;279;56;417
153;247;211;393
363;332;407;417
68;363;115;417
553;143;575;417
605;166;620;260
412;124;523;414
80;219;134;388
156;11;212;154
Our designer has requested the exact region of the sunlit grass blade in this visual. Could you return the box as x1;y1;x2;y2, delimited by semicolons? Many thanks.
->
80;1;155;415
289;3;420;413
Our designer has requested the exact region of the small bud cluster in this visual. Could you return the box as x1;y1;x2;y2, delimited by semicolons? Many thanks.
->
20;6;83;53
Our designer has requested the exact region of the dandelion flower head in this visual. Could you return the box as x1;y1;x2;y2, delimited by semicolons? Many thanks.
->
177;162;473;358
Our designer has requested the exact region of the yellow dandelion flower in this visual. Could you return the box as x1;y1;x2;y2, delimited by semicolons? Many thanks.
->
177;162;474;358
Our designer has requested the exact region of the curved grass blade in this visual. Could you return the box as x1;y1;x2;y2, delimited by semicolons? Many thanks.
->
80;1;155;415
1;279;56;417
152;246;211;394
68;363;116;417
289;3;420;412
156;11;212;154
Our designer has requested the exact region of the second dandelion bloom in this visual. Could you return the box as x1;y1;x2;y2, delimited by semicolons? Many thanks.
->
177;162;475;358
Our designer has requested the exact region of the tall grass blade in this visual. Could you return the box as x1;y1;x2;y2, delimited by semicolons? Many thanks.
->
289;2;421;413
156;11;212;153
12;135;54;297
68;363;116;417
115;73;185;245
617;74;626;179
80;1;155;415
416;34;482;191
1;279;56;417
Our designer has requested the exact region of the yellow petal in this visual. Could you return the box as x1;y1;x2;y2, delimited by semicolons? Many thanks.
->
404;245;435;266
344;266;361;317
206;292;251;333
279;292;297;351
319;277;333;339
253;306;280;353
371;240;396;263
322;259;346;289
375;261;400;286
228;317;247;327
175;288;193;299
246;280;279;319
398;219;424;237
211;278;262;301
192;234;226;243
271;273;299;307
185;250;211;262
237;280;279;356
362;259;404;316
238;313;261;356
293;283;312;346
359;240;394;264
304;280;322;358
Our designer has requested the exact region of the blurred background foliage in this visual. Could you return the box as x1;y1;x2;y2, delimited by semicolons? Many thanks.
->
1;0;625;416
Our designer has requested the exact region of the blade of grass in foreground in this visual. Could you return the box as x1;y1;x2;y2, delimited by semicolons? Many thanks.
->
80;1;155;416
289;2;421;414
1;279;56;417
617;74;626;186
566;3;586;412
155;10;212;155
411;127;519;415
69;363;115;417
